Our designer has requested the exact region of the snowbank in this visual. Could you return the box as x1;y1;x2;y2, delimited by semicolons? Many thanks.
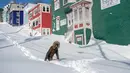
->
50;58;102;73
2;30;98;73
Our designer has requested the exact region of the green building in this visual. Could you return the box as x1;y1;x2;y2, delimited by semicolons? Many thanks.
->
52;0;92;45
52;0;130;45
67;0;92;45
92;0;130;45
51;0;76;35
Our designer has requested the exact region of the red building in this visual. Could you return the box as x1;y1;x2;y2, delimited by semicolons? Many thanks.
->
28;3;52;35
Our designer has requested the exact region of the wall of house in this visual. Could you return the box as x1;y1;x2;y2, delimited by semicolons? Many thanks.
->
74;28;91;45
9;11;23;26
52;0;75;35
10;4;24;12
24;4;36;24
92;0;130;45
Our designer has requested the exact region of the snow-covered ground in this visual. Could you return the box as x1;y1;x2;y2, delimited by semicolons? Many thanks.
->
1;23;130;73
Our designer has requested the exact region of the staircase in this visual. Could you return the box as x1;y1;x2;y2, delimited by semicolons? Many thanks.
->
64;24;74;43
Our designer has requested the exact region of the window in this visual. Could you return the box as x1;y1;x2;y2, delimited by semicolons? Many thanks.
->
36;20;38;26
35;8;39;15
79;8;82;20
33;21;35;27
29;12;33;18
38;18;40;24
43;29;45;34
34;9;36;15
54;0;60;10
38;7;40;12
69;20;71;25
47;7;49;12
16;12;20;17
56;16;60;30
74;10;77;21
43;6;45;11
16;19;19;24
67;13;71;26
85;7;89;19
77;36;82;41
47;29;49;34
63;0;68;5
17;6;19;8
71;13;73;25
67;12;73;27
54;23;55;29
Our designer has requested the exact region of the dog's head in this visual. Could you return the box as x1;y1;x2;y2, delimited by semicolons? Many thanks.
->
53;41;60;49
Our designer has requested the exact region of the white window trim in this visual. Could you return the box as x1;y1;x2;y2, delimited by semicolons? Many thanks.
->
56;16;60;30
54;0;60;11
47;28;50;35
63;0;68;6
29;12;33;19
79;7;83;21
67;12;73;28
60;18;66;26
43;29;45;35
42;28;50;35
46;6;50;13
43;6;46;12
63;0;76;6
76;34;83;44
74;9;78;24
85;7;90;21
43;5;50;13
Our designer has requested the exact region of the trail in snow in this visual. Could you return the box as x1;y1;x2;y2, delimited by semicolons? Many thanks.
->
1;30;98;73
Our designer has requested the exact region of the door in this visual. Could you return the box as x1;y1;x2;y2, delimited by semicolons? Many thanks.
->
76;34;83;45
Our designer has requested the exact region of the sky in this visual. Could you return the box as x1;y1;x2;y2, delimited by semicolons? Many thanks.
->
0;0;51;8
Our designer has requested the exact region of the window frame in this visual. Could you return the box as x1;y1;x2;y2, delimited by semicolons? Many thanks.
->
56;16;60;30
79;8;83;21
47;29;49;34
33;21;35;27
36;20;38;26
29;12;33;19
85;7;89;20
43;6;46;12
74;9;78;21
63;0;68;5
54;0;60;10
47;6;49;12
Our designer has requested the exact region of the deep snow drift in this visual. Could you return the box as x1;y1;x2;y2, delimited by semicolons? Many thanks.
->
1;23;130;73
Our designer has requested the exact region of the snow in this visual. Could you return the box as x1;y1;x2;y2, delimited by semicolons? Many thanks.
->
50;58;101;73
1;23;130;73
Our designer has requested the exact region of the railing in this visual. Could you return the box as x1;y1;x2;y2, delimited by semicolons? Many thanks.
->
65;24;73;38
64;24;74;43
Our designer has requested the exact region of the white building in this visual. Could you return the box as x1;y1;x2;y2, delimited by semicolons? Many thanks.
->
23;3;36;24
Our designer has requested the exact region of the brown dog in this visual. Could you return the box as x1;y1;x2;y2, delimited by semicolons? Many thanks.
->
44;41;60;61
